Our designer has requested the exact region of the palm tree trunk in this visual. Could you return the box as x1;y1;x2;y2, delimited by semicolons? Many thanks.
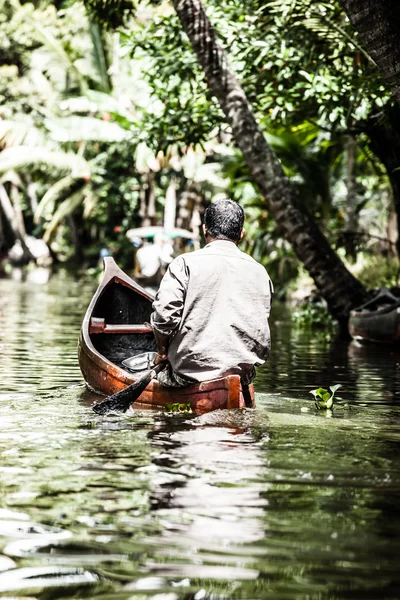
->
10;184;26;238
365;105;400;256
23;175;38;213
344;134;358;261
0;202;4;250
0;183;35;261
171;0;367;323
67;214;83;263
338;0;400;104
164;177;177;231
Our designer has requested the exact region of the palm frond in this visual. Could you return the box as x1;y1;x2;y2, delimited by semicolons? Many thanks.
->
43;191;84;243
0;120;45;149
264;0;357;50
45;116;129;143
89;20;112;93
59;90;133;120
0;147;90;177
35;175;86;222
12;0;87;93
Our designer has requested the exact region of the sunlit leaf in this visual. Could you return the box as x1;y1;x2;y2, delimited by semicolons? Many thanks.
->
310;384;341;410
0;147;90;177
45;117;129;143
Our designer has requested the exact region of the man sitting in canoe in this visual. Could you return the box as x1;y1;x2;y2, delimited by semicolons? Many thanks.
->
150;198;274;387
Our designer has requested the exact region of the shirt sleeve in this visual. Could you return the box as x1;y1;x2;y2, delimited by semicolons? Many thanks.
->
150;256;189;337
267;277;274;317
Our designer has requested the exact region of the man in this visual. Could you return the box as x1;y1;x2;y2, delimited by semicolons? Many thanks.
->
150;198;273;387
135;234;174;281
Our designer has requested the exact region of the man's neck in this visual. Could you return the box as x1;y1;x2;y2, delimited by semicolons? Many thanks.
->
205;236;238;246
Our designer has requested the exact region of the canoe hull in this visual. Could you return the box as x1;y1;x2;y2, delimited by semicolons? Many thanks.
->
349;310;400;343
79;258;255;412
349;289;400;343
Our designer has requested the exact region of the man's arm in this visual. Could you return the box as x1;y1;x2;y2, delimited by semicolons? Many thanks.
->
150;256;189;364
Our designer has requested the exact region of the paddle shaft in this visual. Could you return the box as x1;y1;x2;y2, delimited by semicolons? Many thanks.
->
93;362;166;415
241;382;253;408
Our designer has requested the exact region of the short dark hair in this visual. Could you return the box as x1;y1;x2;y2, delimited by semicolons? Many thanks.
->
204;199;244;242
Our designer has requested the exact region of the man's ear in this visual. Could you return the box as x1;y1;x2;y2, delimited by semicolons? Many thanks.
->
239;228;245;242
202;224;207;237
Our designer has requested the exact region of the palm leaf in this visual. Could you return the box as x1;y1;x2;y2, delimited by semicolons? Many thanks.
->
14;1;88;93
45;116;128;143
59;91;123;115
0;147;90;177
0;120;45;149
89;20;111;93
43;191;85;242
35;175;86;222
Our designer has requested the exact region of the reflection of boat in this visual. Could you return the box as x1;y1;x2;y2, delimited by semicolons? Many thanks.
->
349;288;400;343
78;257;254;412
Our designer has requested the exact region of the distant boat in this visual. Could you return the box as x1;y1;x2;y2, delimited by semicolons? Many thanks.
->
349;288;400;343
79;257;255;412
126;225;197;240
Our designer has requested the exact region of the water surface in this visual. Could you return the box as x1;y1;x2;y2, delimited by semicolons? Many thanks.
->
0;272;400;599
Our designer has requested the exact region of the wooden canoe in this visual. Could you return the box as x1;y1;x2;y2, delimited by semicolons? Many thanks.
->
349;287;400;343
78;257;255;412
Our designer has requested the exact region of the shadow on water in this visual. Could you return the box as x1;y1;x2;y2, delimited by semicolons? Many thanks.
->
0;277;400;598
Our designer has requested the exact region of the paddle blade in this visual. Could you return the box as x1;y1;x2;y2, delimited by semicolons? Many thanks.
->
93;367;158;415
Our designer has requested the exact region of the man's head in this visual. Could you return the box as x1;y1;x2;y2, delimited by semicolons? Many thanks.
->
203;199;245;244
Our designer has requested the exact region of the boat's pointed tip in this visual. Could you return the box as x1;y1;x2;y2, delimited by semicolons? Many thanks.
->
103;256;117;267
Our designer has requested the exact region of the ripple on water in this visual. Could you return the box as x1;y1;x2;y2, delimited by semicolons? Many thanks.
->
0;566;99;594
0;520;71;540
1;279;400;599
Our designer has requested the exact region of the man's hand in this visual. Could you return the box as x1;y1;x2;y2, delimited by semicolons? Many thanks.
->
154;353;168;366
152;328;170;366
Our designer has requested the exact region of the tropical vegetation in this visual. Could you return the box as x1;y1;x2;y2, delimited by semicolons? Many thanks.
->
0;0;399;323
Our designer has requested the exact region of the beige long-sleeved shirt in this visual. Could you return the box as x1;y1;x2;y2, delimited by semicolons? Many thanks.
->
151;240;273;382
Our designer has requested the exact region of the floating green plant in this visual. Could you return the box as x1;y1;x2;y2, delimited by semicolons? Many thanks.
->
165;402;192;414
309;384;341;410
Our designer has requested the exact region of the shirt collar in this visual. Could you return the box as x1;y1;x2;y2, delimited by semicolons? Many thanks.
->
204;239;240;251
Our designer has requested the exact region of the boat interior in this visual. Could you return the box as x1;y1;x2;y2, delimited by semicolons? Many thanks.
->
90;280;157;368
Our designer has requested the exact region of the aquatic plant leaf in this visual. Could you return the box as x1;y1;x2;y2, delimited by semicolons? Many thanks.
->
309;387;329;400
329;384;342;394
310;383;342;409
165;401;192;414
309;384;341;410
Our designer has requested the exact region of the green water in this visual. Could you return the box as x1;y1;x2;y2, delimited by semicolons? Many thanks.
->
0;271;400;599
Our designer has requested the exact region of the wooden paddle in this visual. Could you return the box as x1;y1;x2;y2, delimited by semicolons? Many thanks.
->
241;383;253;409
92;362;166;415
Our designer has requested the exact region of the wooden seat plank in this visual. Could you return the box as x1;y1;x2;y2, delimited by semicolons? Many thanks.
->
90;317;152;335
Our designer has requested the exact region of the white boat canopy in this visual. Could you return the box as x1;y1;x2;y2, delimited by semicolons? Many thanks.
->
126;226;197;240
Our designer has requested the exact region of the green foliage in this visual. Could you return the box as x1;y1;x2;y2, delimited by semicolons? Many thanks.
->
292;302;335;328
310;384;341;410
353;255;400;290
114;0;395;282
124;12;223;151
84;0;137;29
0;0;397;290
165;401;192;414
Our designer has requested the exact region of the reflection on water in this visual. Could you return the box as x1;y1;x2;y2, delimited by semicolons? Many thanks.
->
0;274;400;598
